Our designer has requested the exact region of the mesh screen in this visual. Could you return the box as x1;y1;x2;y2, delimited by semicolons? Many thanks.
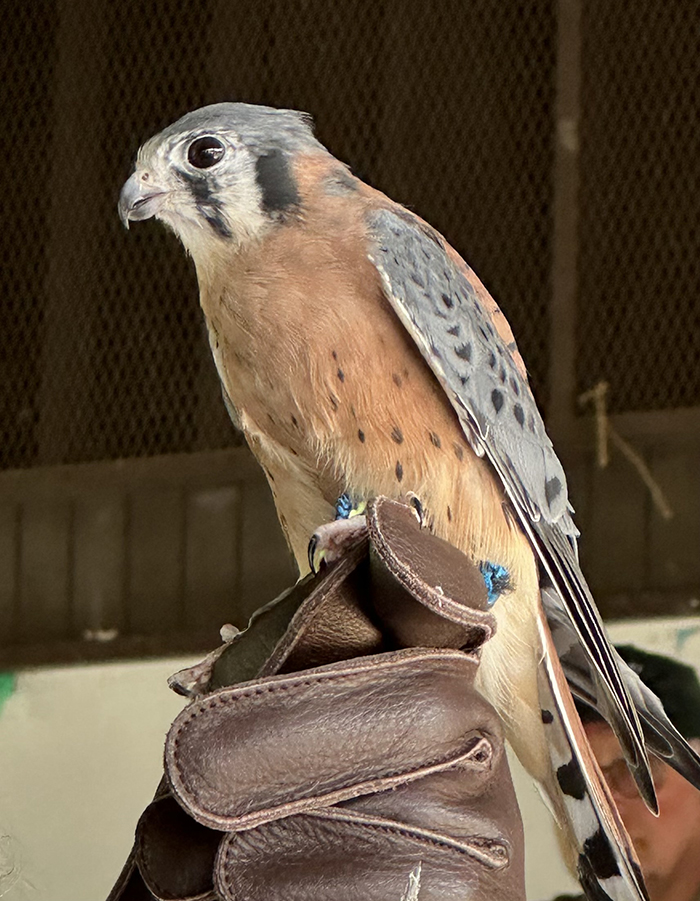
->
2;0;624;473
2;4;58;470
577;2;700;413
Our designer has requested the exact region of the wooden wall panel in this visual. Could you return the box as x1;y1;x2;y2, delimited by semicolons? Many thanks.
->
648;447;700;592
128;488;185;634
73;490;126;638
184;485;240;631
583;454;648;597
2;439;699;666
238;479;296;626
0;449;293;663
18;500;72;641
0;503;18;642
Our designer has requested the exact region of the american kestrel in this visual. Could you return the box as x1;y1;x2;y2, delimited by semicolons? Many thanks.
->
119;103;700;900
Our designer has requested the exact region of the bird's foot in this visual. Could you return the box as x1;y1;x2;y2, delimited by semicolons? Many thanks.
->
309;493;369;573
478;561;511;607
334;492;367;520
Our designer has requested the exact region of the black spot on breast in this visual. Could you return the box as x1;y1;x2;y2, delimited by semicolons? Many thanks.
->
410;270;425;289
453;443;464;461
499;366;507;384
510;376;520;396
541;709;554;724
488;352;497;370
429;431;441;448
582;829;620;880
545;477;562;507
556;758;586;800
291;415;298;427
332;350;338;361
491;389;504;413
455;343;472;362
329;393;339;411
447;324;460;337
391;426;404;444
528;414;537;433
441;292;454;309
256;149;301;213
513;404;525;427
395;460;404;482
460;375;469;386
446;505;452;522
392;372;403;388
337;368;345;382
358;429;365;443
429;343;442;359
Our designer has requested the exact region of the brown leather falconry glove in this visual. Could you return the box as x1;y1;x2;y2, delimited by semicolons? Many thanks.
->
106;497;525;901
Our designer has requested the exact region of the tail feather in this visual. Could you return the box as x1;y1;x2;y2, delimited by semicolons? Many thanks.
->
536;604;648;901
529;521;656;814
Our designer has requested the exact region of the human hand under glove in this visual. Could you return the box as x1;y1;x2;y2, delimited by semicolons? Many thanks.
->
106;497;525;901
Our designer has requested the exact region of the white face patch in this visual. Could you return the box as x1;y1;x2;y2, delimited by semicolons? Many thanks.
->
136;129;272;265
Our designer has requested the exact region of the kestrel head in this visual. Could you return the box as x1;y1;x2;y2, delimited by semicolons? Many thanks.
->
118;103;325;259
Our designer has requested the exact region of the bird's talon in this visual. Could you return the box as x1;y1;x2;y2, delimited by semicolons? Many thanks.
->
307;534;327;574
308;515;368;573
404;492;425;526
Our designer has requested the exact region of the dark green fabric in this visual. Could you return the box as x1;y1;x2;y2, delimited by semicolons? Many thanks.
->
577;645;700;740
616;644;700;740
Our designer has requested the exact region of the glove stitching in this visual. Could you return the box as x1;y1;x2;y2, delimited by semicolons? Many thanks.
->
307;808;510;868
175;652;471;727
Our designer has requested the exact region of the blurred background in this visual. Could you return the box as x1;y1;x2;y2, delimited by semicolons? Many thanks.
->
1;0;699;898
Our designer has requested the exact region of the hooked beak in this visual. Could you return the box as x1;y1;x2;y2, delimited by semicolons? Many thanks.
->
118;171;167;229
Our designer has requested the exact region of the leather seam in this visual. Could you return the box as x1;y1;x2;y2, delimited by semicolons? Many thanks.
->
173;651;472;729
308;812;510;869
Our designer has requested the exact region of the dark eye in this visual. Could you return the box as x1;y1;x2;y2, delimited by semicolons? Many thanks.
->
188;136;225;169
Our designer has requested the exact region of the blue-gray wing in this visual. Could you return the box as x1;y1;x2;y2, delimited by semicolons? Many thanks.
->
366;206;655;808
